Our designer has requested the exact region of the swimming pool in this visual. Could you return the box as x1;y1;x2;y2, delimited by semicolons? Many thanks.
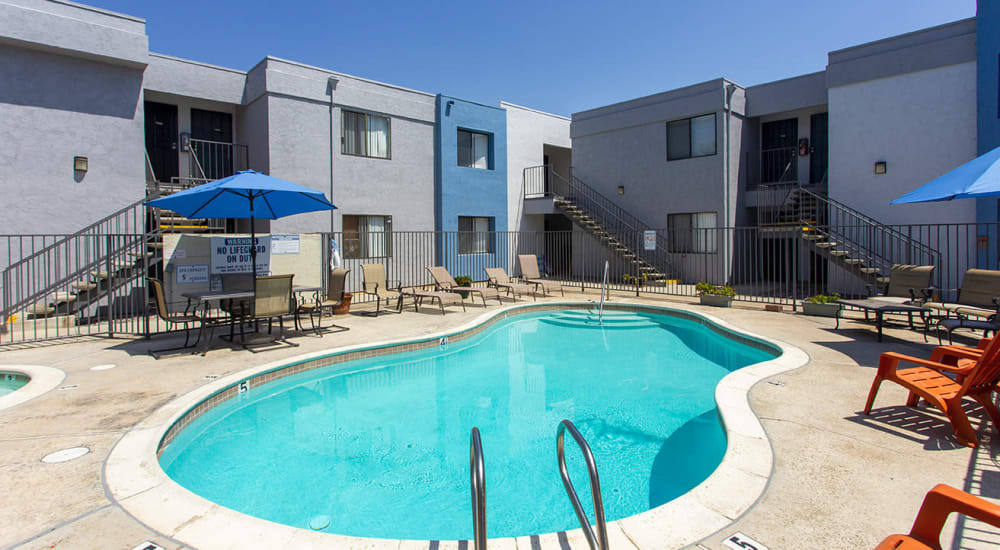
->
0;372;29;398
159;308;777;540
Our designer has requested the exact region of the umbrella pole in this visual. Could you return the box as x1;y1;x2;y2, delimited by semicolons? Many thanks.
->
250;214;257;295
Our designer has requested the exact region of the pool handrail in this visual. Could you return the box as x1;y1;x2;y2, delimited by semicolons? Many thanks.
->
599;260;608;322
556;419;608;550
470;427;487;550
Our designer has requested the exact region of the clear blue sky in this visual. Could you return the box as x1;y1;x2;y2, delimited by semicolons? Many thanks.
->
91;0;975;117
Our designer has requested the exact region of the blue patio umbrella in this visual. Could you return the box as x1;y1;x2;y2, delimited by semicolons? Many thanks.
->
145;170;336;287
890;145;1000;204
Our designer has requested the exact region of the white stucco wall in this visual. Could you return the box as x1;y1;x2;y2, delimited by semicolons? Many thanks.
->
828;61;977;224
501;102;571;232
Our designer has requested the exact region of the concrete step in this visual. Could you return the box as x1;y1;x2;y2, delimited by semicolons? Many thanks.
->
815;242;836;248
860;267;879;274
830;250;849;257
844;258;863;265
70;281;98;292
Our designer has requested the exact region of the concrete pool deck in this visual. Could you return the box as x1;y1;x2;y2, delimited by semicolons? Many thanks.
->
0;289;998;549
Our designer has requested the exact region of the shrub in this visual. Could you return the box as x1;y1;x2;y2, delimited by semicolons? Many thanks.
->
805;293;841;304
454;275;473;298
696;282;736;297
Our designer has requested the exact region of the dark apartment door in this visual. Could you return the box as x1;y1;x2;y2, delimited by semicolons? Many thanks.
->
190;108;234;179
761;118;797;185
144;101;178;183
809;113;829;186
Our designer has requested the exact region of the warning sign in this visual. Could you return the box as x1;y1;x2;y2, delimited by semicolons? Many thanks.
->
210;236;270;275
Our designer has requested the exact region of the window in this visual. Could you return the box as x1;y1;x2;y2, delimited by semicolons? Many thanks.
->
342;110;391;159
458;216;493;254
457;129;490;169
342;215;392;258
667;113;716;160
668;212;717;253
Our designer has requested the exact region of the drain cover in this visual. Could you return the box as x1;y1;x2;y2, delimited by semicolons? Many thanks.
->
308;515;331;530
42;446;89;463
90;364;117;371
57;384;79;391
204;374;219;379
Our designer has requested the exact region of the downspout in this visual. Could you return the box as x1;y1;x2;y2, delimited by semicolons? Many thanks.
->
724;83;737;283
328;77;339;233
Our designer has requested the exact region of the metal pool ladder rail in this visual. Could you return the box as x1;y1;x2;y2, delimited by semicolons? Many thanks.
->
557;419;609;550
598;260;609;322
470;427;487;550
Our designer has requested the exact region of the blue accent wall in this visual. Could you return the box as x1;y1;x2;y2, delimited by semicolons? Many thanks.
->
977;0;1000;225
434;95;508;280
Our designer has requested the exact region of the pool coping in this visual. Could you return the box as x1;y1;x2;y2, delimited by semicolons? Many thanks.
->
0;364;66;413
103;301;809;550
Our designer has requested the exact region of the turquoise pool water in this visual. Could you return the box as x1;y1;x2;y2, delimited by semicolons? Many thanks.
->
0;372;28;398
160;309;776;540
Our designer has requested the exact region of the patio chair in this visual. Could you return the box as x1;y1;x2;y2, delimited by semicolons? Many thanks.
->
874;484;1000;550
484;267;535;301
922;269;1000;343
296;268;350;336
427;266;501;307
401;287;466;314
868;264;935;305
517;254;563;296
147;278;203;358
361;263;402;316
242;274;297;349
862;334;1000;447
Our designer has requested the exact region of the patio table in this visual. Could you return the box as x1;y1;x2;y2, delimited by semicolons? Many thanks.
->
835;298;929;342
182;289;254;354
292;285;322;332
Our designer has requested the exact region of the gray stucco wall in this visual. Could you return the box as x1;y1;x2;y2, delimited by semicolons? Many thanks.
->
250;58;436;234
828;61;977;225
144;53;245;105
0;0;147;67
501;102;571;232
0;42;145;234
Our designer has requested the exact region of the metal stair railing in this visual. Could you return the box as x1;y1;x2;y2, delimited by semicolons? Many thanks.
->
797;187;942;281
470;427;487;550
524;165;679;280
1;198;156;339
556;420;608;550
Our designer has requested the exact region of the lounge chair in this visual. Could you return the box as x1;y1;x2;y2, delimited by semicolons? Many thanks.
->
517;254;563;296
874;484;1000;550
868;264;935;304
863;335;1000;447
147;278;203;358
296;268;350;335
484;267;535;301
361;263;402;316
923;269;1000;343
402;287;466;314
243;274;297;349
427;266;501;307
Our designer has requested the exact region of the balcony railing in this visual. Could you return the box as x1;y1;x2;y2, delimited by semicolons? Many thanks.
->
189;138;248;181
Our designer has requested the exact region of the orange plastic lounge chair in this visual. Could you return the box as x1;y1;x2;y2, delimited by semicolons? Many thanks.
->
874;484;1000;550
863;335;1000;447
427;266;501;307
517;254;563;296
484;267;535;301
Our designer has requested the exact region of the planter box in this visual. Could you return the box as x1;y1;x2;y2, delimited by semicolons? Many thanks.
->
332;293;352;315
699;294;733;307
802;301;841;318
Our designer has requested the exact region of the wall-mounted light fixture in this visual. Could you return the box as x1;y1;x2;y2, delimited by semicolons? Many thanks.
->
73;156;88;173
617;186;625;195
874;161;887;175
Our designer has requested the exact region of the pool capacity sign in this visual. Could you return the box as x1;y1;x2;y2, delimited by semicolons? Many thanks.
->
210;236;270;275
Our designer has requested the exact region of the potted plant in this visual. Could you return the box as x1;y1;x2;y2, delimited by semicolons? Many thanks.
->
802;293;842;317
454;275;473;298
696;282;736;307
622;273;645;287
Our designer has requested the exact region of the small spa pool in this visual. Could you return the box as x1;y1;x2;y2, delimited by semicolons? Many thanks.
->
159;308;778;540
0;372;29;398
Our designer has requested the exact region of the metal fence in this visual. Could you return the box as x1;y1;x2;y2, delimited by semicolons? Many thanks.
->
2;223;998;345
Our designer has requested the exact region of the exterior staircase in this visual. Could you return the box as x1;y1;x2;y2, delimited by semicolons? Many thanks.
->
755;185;940;286
524;165;680;283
